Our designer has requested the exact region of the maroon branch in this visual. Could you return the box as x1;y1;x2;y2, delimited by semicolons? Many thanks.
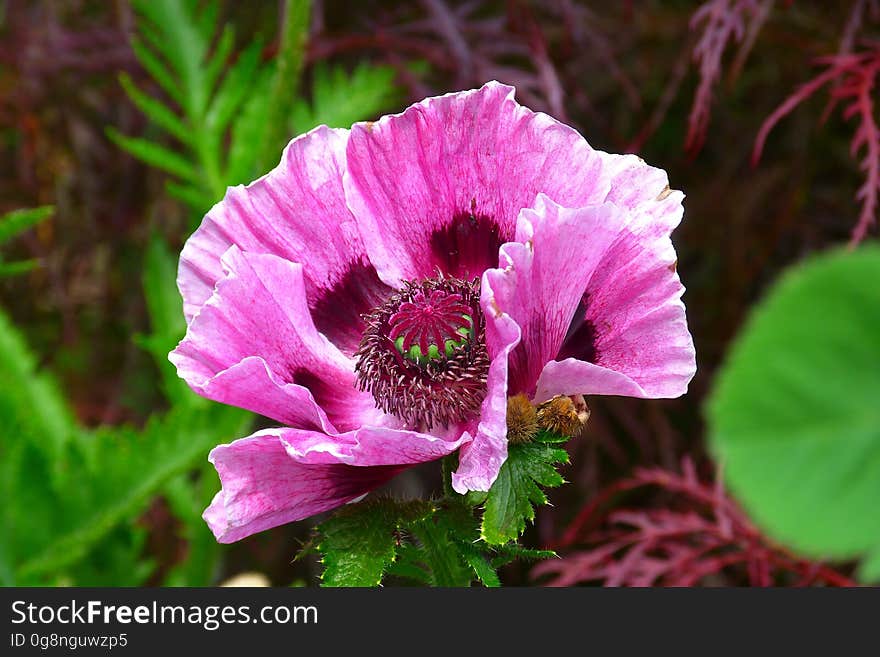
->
686;0;768;154
753;45;880;245
535;459;855;587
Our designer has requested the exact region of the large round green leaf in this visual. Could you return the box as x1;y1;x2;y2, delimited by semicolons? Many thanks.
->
707;246;880;582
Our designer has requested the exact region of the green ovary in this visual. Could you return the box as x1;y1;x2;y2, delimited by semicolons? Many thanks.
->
394;316;473;365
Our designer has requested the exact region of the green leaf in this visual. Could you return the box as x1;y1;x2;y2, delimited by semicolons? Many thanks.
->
14;404;250;581
409;511;474;587
291;62;401;134
165;181;213;213
130;38;183;105
384;549;433;585
143;235;186;343
0;206;53;244
457;542;501;587
107;129;199;181
205;39;263;140
162;467;223;585
481;442;568;545
707;246;880;582
133;0;210;117
202;25;235;103
489;544;556;569
226;70;273;186
317;498;434;587
858;547;880;584
0;259;41;277
138;234;198;407
0;306;76;462
119;73;191;145
259;0;311;170
121;0;266;209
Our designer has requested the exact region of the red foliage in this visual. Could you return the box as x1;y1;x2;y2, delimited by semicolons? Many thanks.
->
685;0;769;154
533;460;855;587
753;44;880;245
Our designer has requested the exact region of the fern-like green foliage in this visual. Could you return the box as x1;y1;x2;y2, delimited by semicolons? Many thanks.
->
312;494;559;588
0;285;250;585
0;220;247;587
0;0;408;587
0;206;53;277
109;0;270;215
291;62;401;134
113;0;401;220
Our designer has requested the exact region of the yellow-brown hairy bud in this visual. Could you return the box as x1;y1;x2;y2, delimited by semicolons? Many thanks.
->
506;394;538;444
536;395;590;438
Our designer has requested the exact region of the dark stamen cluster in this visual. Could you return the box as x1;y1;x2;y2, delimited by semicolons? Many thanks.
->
354;275;489;430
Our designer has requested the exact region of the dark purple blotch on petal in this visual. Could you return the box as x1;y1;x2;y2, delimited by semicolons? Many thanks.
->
429;210;510;280
310;261;393;356
557;292;599;364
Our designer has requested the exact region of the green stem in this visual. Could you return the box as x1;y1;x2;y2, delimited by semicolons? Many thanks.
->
440;454;457;498
259;0;311;169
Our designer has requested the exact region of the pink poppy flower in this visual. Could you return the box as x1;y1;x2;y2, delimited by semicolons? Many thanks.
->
170;81;696;543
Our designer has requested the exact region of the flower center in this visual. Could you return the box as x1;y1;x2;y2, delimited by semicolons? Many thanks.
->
354;276;488;429
388;289;474;365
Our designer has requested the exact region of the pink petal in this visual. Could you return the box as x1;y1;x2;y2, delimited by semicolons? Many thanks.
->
203;432;404;543
178;125;390;354
483;196;624;396
534;359;651;401
170;246;381;431
533;193;696;401
451;284;522;493
602;153;686;235
343;81;611;287
275;423;470;466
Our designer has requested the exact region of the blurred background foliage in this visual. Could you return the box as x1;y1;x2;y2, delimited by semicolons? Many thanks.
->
0;0;877;586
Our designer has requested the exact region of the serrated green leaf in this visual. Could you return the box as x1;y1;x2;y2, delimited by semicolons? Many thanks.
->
409;514;474;587
226;70;272;185
291;62;401;134
0;206;53;244
490;544;557;568
107;129;199;181
140;234;200;407
259;0;310;170
707;246;880;582
317;499;434;587
205;39;263;140
131;38;184;105
457;542;501;587
119;73;191;144
481;442;568;545
384;557;433;585
0;307;76;461
14;404;250;581
165;181;213;212
202;25;235;101
534;428;571;444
